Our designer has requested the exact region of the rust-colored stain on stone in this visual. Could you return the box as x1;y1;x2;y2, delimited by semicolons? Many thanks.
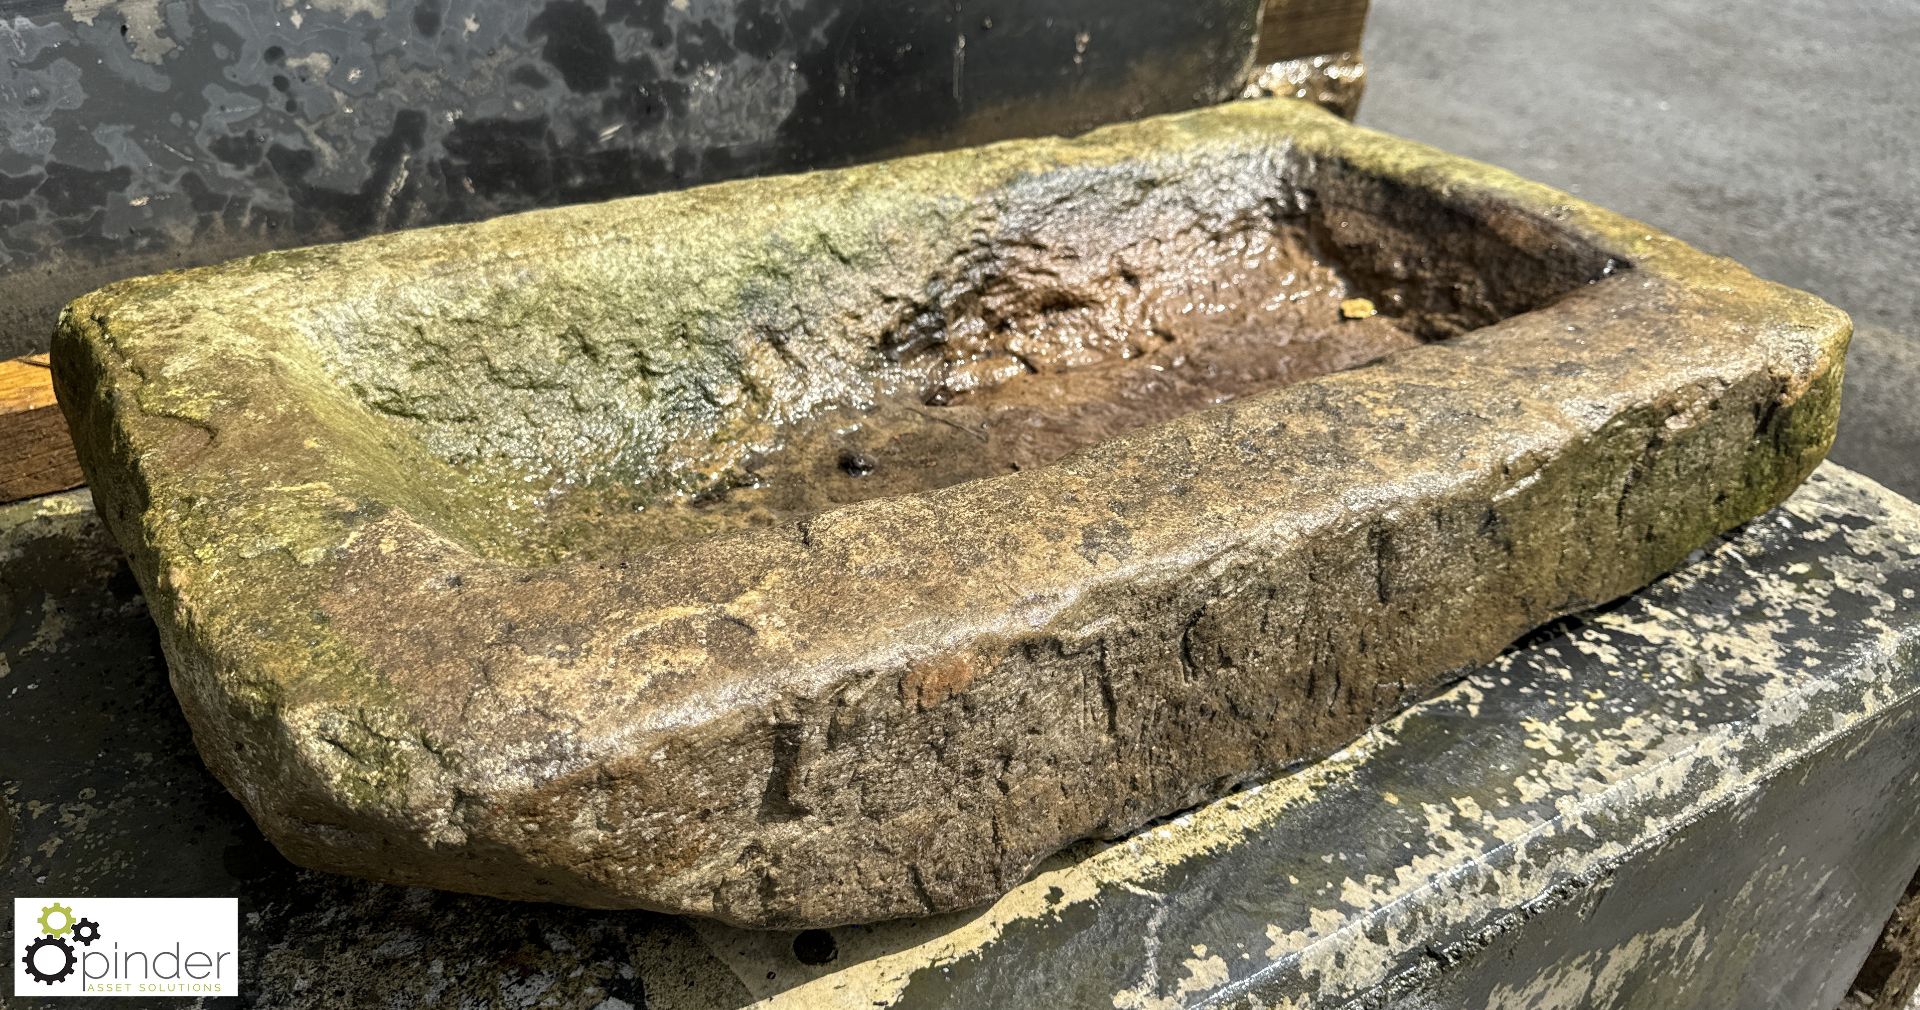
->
52;98;1848;927
901;649;999;711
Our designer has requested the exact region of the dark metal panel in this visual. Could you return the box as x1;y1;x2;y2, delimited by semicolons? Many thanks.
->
0;0;1261;357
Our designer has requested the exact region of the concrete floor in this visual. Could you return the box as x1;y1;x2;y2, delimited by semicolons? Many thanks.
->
1360;0;1919;499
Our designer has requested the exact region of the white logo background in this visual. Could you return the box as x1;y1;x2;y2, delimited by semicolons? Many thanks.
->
13;898;237;998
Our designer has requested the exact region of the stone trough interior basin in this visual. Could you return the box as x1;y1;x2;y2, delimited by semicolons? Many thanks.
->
52;98;1848;928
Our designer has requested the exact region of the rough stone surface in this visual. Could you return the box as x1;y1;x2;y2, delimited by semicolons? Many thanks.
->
742;464;1920;1008
6;464;1916;1008
0;489;753;1010
52;97;1847;927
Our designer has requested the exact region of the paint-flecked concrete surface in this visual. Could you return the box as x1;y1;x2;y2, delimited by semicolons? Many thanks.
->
1359;0;1920;500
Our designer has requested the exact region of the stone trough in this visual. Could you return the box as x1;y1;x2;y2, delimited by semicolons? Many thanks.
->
51;98;1847;928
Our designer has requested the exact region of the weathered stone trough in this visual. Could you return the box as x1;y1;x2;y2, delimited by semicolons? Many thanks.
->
52;98;1847;928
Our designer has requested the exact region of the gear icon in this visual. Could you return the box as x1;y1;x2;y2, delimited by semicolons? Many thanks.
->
22;935;76;984
36;902;74;937
71;918;100;946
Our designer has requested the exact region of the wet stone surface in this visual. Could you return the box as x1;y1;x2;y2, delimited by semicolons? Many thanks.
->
3;463;1918;1007
554;219;1422;550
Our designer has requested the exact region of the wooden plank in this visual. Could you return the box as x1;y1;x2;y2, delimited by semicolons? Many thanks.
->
0;354;85;503
1256;0;1371;63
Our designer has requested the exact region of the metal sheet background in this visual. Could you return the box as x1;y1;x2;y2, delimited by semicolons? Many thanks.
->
0;0;1260;357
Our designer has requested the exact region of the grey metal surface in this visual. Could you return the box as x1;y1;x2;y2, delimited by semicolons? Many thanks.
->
1359;0;1920;501
4;463;1918;1007
1408;712;1920;1008
0;0;1262;359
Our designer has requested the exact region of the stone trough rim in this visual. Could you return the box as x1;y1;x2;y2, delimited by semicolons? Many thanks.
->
50;97;1850;927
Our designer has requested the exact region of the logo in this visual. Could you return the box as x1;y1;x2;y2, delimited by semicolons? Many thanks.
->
20;902;97;985
13;898;236;998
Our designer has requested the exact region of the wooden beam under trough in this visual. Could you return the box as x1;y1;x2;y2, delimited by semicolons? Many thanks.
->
0;354;84;504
